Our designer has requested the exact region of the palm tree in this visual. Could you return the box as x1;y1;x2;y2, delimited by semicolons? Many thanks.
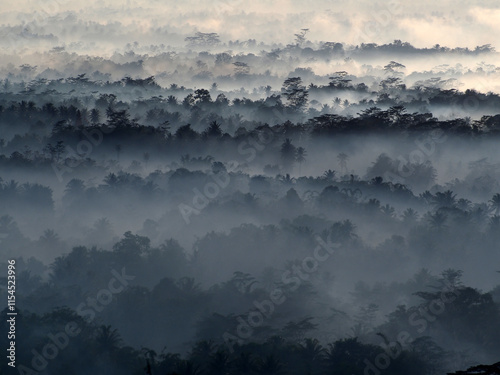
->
420;190;434;205
297;338;325;374
489;215;500;231
365;198;381;213
456;198;472;211
278;173;296;187
96;325;122;353
470;204;489;226
64;178;85;196
402;208;419;223
166;95;178;105
38;229;60;247
2;180;19;199
90;217;114;243
203;120;223;139
427;211;448;230
431;190;456;209
0;215;21;242
322;169;336;182
380;204;395;218
104;173;120;190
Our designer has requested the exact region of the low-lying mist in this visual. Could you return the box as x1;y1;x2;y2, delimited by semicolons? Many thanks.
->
1;16;500;375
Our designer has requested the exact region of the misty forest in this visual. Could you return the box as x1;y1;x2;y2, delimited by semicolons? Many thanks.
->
1;2;500;374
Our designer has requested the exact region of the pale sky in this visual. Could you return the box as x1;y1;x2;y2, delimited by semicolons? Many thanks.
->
0;0;499;51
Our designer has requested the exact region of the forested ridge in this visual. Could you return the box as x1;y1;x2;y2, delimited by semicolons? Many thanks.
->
2;33;500;374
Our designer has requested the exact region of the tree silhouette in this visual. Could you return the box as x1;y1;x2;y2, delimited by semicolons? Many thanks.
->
38;229;64;258
90;108;100;125
45;141;66;162
427;211;448;230
294;28;309;46
448;361;500;375
280;138;297;172
322;169;336;182
282;77;308;110
328;71;352;88
402;208;419;223
203;121;223;139
185;32;220;47
233;62;250;76
296;338;325;375
432;190;457;209
96;325;122;352
295;146;307;174
257;354;283;375
194;89;212;104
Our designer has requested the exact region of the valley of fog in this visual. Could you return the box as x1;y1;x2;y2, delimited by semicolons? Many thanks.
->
1;6;500;374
